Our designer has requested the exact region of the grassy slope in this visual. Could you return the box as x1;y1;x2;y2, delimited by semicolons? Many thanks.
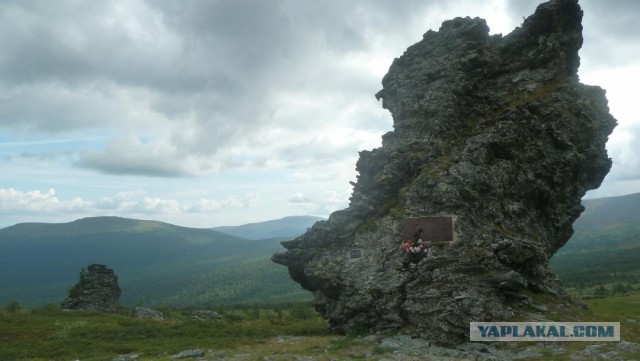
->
0;304;331;361
1;294;639;361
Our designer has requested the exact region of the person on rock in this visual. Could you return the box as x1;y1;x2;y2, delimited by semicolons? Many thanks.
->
402;229;430;269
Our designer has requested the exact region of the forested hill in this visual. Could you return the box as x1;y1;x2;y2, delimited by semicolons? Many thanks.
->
550;192;640;290
1;216;243;244
562;192;640;247
0;216;310;307
555;192;640;254
1;192;638;308
213;215;324;240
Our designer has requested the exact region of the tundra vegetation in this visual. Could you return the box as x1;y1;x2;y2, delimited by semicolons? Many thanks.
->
1;294;639;360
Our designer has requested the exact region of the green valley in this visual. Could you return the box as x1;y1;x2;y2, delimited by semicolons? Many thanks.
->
1;193;639;308
550;193;640;296
0;216;319;307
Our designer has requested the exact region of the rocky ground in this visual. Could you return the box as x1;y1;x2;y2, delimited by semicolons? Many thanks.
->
112;334;639;361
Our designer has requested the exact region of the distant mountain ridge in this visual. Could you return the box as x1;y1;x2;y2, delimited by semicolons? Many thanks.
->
0;196;637;308
213;215;324;240
2;216;237;243
0;216;316;307
566;192;640;236
550;192;640;289
555;192;640;253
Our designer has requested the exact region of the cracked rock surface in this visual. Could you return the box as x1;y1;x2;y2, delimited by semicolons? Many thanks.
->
61;264;121;314
273;0;616;346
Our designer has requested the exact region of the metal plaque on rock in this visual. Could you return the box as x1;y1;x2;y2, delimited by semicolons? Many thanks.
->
402;216;453;243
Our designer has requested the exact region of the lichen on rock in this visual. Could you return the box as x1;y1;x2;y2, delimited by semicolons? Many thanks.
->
272;0;616;345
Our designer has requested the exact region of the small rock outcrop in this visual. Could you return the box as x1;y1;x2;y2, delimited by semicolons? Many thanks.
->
171;350;205;360
132;307;166;321
191;310;224;320
273;0;616;346
61;264;121;314
112;353;139;361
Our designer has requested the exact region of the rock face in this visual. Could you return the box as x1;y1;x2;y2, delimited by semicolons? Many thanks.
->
273;0;616;346
61;264;121;314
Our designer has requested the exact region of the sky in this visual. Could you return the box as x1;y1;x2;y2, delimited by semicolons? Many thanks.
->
0;0;638;228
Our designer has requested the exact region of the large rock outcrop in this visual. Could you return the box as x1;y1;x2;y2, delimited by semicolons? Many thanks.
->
273;0;616;345
61;264;121;314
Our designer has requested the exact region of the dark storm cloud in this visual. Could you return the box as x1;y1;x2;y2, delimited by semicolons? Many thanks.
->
154;0;298;73
8;0;632;178
76;145;196;178
581;0;640;41
579;0;640;69
1;2;159;88
0;0;436;99
9;0;439;177
76;155;193;178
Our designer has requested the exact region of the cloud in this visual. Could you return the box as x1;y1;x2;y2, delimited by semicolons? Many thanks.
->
1;0;639;228
0;187;259;222
1;0;517;179
604;125;640;182
0;0;454;177
286;187;353;216
95;191;143;210
75;134;203;177
583;115;640;200
133;197;182;214
289;193;312;204
0;188;90;214
188;198;223;213
288;192;320;215
288;171;337;183
581;0;640;38
3;151;73;164
580;1;640;70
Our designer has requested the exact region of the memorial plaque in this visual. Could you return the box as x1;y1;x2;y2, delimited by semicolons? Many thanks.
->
349;249;362;259
402;216;453;243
